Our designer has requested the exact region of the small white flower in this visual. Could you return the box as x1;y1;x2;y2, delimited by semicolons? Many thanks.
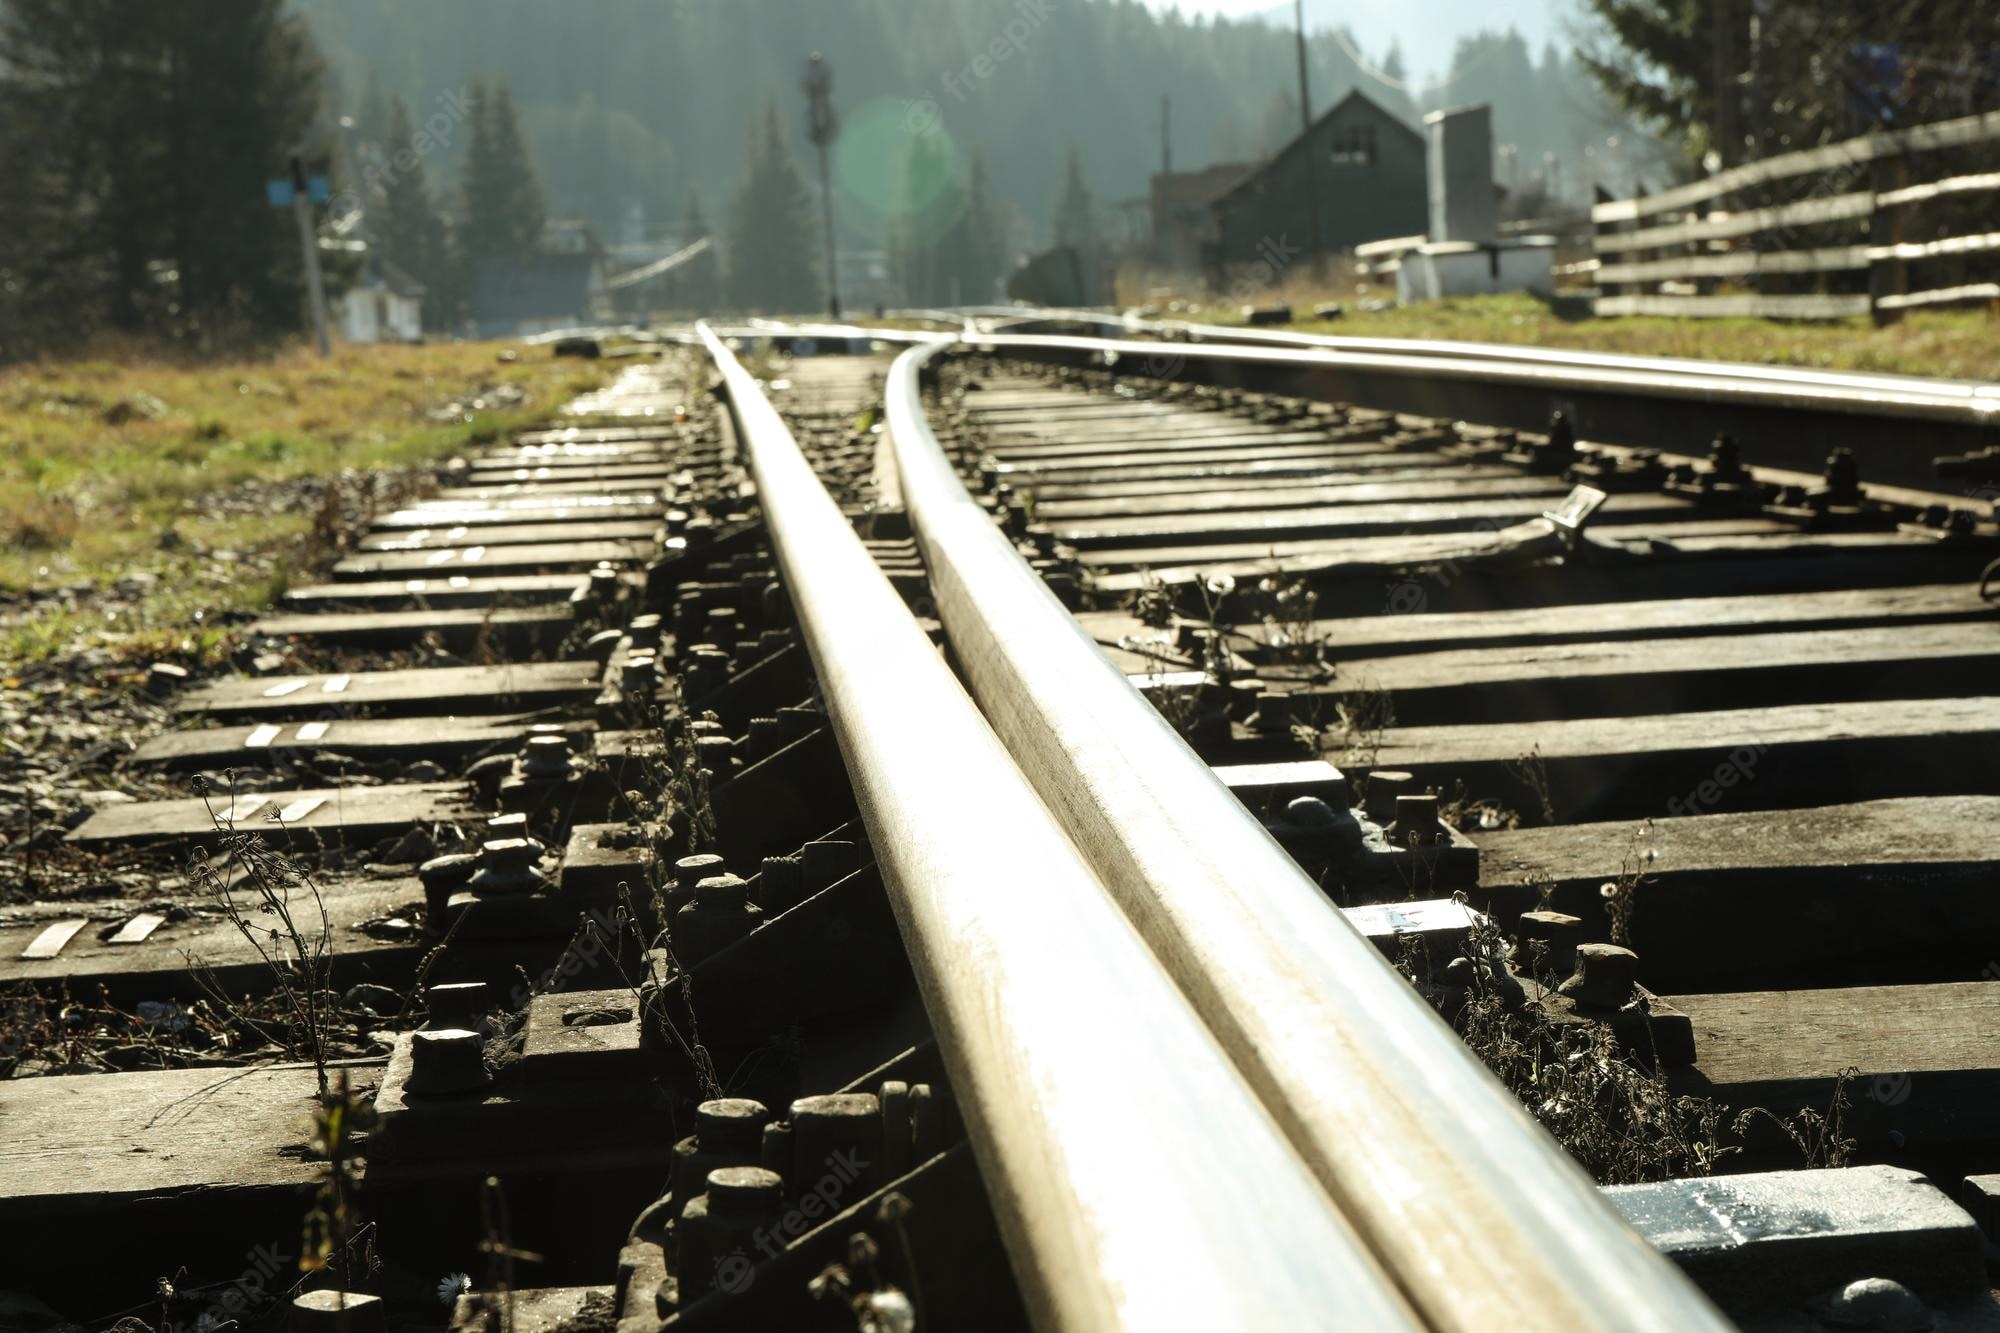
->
436;1272;471;1305
861;1291;917;1333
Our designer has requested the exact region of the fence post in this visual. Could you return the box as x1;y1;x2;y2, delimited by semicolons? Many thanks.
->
1593;185;1618;310
1869;153;1909;326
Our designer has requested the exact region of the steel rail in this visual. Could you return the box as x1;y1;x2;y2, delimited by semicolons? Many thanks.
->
694;323;1425;1332
952;328;1995;494
966;328;1995;424
931;303;2000;407
885;337;1734;1333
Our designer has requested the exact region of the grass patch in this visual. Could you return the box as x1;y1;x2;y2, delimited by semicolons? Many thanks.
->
1;338;607;665
1120;263;2000;381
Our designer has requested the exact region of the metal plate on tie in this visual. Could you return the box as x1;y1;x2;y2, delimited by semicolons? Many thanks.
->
321;675;350;694
1542;483;1609;535
219;795;269;824
276;796;328;823
106;913;167;945
263;680;308;698
22;920;89;960
245;724;282;748
295;721;330;742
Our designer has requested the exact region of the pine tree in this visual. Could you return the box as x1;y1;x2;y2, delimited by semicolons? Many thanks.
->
377;95;455;327
0;0;324;350
1576;1;1717;159
888;132;958;305
1578;1;2000;162
952;145;1005;304
725;103;817;313
1052;145;1096;251
459;77;547;263
355;69;391;153
675;187;719;312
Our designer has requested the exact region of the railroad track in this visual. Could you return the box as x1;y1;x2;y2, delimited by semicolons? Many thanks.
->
6;321;2000;1332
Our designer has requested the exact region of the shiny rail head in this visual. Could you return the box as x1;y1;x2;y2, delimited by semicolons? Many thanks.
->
883;338;1733;1332
694;322;1428;1331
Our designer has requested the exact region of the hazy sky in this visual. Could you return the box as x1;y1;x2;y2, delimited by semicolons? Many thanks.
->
1142;0;1569;80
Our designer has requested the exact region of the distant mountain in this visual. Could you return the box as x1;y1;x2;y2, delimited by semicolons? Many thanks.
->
1259;0;1570;80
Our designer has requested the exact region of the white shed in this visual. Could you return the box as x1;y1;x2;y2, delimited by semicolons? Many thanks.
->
339;263;424;343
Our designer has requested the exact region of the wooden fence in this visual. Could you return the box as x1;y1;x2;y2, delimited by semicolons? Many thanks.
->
1591;109;2000;322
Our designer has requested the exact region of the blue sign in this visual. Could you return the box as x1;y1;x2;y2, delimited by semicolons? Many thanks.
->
266;178;295;207
307;175;332;204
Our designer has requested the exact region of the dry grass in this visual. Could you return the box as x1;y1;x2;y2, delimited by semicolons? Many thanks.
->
1;336;606;663
1118;262;2000;381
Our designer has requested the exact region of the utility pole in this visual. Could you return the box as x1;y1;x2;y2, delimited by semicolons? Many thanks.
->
1711;0;1741;167
289;155;332;356
803;53;841;320
1156;94;1172;263
1294;0;1321;272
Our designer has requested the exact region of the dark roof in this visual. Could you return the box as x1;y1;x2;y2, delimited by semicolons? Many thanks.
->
1152;162;1258;209
1212;89;1425;206
379;260;425;299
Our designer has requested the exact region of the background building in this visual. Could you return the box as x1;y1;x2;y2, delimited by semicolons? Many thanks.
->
1208;90;1429;275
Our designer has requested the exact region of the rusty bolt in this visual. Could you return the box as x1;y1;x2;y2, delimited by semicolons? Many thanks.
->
1250;690;1295;733
407;1027;489;1095
1384;792;1446;847
1558;942;1639;1010
424;980;491;1031
1362;770;1414;825
698;1098;772;1153
1515;910;1583;976
521;733;572;778
627;613;664;649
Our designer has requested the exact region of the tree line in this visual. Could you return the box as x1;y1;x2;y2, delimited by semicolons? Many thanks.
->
1582;0;2000;169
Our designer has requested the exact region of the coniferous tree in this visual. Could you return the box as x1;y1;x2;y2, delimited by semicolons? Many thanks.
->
1579;0;2000;162
951;145;1005;304
0;0;324;351
725;102;817;313
377;95;456;328
1051;145;1096;251
355;69;391;152
459;77;547;264
675;187;720;312
888;131;956;305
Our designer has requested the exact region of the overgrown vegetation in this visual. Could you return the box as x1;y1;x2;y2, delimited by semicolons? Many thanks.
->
186;777;340;1094
1;340;602;663
1411;903;1856;1184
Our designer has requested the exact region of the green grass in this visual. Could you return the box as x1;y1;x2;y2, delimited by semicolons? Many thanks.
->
1118;261;2000;381
1;339;607;668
